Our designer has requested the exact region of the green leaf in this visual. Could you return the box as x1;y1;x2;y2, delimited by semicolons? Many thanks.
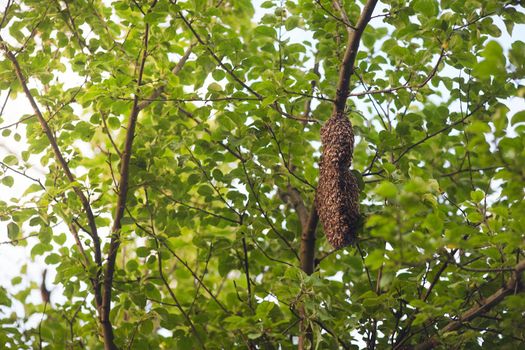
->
208;82;223;92
7;222;19;240
254;25;276;38
2;176;14;187
144;283;162;301
260;1;274;8
466;212;483;223
285;16;300;30
3;155;18;166
54;233;67;245
0;287;11;307
470;190;485;203
375;181;397;198
365;249;385;270
45;253;61;265
256;301;275;318
107;116;121;130
413;0;438;17
511;110;525;125
31;243;50;257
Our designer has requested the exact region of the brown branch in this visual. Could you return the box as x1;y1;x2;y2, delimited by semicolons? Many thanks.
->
127;95;259;104
68;221;91;270
313;0;353;29
0;0;13;30
311;319;351;350
53;0;88;51
240;160;300;261
421;261;448;302
188;244;214;314
186;146;241;217
0;88;11;118
271;102;320;123
349;40;446;99
0;233;39;245
101;22;150;350
300;206;318;275
301;62;321;122
410;259;525;350
154;239;205;348
157;187;240;224
333;0;378;114
100;112;122;157
0;79;86;132
332;0;356;32
453;264;517;273
177;107;246;161
279;185;309;229
266;124;316;190
40;269;51;304
297;205;318;350
160;238;230;313
298;2;378;347
0;37;103;311
137;42;195;110
241;233;253;310
297;2;378;346
394;98;490;165
0;160;45;188
176;7;315;124
439;165;502;178
249;232;294;267
177;11;261;99
14;6;50;55
129;212;231;313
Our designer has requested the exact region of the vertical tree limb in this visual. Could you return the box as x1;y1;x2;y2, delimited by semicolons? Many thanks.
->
300;206;319;276
333;0;379;115
101;22;150;350
298;206;319;350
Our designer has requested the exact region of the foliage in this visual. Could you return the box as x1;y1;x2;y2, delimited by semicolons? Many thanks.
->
0;0;524;349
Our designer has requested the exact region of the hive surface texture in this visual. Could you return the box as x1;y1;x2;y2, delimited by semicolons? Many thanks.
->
316;113;360;249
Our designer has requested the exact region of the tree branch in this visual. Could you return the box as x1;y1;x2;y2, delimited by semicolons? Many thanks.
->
333;0;378;114
240;160;300;261
332;0;357;32
137;42;195;110
242;233;253;310
279;185;309;229
0;36;103;312
410;259;525;350
393;99;489;165
177;11;261;99
101;22;150;350
266;124;316;190
300;205;318;276
154;239;205;348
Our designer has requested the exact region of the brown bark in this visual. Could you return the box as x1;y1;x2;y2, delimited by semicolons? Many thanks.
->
101;22;150;350
405;260;525;350
300;206;319;276
333;0;379;115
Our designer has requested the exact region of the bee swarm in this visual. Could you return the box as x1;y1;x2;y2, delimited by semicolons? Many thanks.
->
315;113;360;249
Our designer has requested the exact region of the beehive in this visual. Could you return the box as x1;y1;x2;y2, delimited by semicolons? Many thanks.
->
316;113;360;248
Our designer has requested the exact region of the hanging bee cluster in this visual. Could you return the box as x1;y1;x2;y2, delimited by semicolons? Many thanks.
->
315;112;360;249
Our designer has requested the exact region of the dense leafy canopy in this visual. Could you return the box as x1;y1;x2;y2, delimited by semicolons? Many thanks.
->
0;0;524;349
